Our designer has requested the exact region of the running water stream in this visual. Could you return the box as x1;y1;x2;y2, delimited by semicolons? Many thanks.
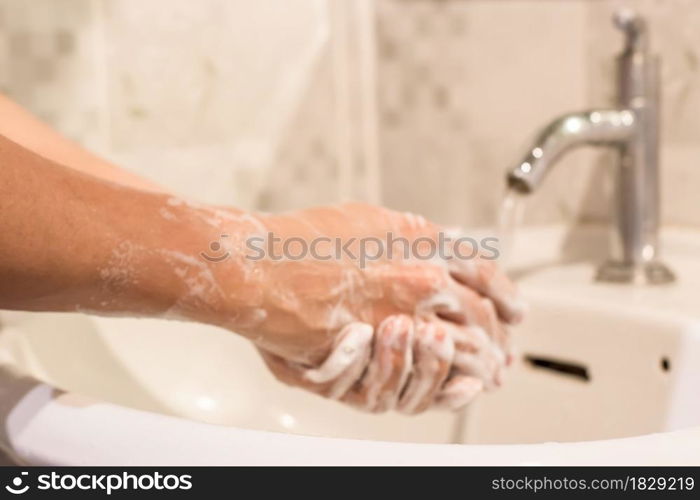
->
497;188;527;269
451;187;527;444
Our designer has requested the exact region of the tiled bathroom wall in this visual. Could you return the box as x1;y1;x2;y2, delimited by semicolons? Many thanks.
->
376;0;594;227
376;0;700;229
0;0;345;210
0;0;698;230
0;0;105;151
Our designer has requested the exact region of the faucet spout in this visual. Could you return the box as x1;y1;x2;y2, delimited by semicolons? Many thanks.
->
507;109;636;194
503;9;675;284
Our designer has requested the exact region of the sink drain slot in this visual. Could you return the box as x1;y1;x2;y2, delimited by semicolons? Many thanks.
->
524;355;590;382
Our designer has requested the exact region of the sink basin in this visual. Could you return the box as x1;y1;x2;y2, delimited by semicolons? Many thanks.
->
464;225;700;444
1;224;700;464
466;290;700;444
0;313;455;444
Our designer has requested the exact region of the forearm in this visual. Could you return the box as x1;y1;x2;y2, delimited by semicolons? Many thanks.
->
0;134;247;320
0;93;162;192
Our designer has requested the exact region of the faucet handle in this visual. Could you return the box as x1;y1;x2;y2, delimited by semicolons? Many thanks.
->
613;9;648;53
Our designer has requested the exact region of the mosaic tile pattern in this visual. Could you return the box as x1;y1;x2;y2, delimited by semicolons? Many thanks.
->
0;0;698;227
257;46;343;211
100;0;341;208
0;0;342;210
0;0;105;151
375;0;600;228
376;0;700;229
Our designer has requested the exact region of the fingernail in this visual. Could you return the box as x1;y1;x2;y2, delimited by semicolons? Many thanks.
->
507;297;529;324
444;378;483;410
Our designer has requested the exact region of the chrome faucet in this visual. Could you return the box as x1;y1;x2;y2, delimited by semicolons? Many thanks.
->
507;10;674;285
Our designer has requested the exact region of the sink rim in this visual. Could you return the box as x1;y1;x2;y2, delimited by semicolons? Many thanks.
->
3;378;700;465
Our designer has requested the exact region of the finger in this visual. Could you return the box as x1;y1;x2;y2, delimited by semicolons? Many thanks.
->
478;295;510;356
440;320;505;390
397;320;453;415
434;375;483;410
427;282;510;358
257;347;316;389
446;241;527;324
304;322;373;399
342;315;414;413
259;322;373;400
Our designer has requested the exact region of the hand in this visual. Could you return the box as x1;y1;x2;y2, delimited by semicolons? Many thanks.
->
0;131;520;415
179;202;525;413
259;315;493;414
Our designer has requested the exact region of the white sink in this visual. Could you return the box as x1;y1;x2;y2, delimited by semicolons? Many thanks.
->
1;225;700;465
465;225;700;444
0;313;455;444
467;290;700;444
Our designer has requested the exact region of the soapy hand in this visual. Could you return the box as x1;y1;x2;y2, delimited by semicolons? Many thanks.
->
191;202;524;414
258;316;490;414
0;122;520;415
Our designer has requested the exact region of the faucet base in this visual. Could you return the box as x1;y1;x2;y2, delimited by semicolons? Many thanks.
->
595;260;676;285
